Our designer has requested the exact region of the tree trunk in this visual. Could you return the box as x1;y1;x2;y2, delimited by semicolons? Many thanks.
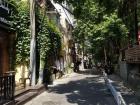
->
135;0;138;44
81;40;85;70
104;46;107;65
30;0;36;86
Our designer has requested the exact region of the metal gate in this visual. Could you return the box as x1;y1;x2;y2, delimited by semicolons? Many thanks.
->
0;73;15;104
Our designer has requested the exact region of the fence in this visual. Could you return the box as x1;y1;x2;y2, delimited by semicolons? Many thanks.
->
0;73;15;104
103;71;126;105
125;45;140;63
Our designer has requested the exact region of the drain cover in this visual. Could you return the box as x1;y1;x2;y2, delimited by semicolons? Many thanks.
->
42;101;60;105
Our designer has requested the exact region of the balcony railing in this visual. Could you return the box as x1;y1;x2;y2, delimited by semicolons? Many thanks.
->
0;72;15;104
125;45;140;63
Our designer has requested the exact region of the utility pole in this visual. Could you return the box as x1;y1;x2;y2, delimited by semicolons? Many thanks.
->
30;0;36;86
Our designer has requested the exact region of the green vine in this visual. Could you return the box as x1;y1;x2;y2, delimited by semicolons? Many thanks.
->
10;0;62;69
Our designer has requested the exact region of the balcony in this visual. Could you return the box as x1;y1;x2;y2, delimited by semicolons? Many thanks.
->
125;45;140;63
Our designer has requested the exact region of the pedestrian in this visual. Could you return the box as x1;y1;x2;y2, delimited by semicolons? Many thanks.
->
74;58;81;72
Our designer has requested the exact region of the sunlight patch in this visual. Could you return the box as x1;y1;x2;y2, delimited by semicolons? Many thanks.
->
73;90;80;94
42;101;61;105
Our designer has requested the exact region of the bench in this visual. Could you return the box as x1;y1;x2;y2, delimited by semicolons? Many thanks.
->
19;77;30;88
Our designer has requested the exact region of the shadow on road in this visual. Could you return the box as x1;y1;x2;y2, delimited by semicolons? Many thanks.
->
47;74;116;105
43;68;140;105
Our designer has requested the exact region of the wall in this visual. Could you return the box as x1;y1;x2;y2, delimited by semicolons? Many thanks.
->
120;61;140;88
127;64;140;88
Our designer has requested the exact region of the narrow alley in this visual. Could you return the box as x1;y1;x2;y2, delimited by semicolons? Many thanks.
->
24;69;139;105
1;0;140;105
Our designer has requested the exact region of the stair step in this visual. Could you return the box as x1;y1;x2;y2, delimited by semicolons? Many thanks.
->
4;85;46;105
15;91;38;105
15;88;31;98
15;85;46;105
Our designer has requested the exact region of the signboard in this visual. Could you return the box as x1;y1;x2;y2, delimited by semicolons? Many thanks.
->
0;0;10;13
0;0;11;27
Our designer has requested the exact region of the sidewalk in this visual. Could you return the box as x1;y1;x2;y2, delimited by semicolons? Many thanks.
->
108;74;140;105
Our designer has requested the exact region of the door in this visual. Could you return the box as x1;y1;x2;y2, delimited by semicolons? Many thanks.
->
0;39;3;75
0;30;9;75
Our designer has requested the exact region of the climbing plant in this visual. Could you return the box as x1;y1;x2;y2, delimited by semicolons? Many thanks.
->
9;0;62;69
10;1;30;66
37;10;62;68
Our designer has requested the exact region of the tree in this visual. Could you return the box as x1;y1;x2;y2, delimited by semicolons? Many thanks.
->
118;0;139;44
64;0;128;65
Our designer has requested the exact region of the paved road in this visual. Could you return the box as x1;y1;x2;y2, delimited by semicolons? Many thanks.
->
24;69;117;105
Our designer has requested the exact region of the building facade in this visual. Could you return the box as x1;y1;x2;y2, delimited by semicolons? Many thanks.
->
50;0;75;72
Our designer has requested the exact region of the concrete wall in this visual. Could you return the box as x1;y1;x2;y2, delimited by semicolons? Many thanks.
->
119;61;128;81
120;61;140;88
127;64;140;88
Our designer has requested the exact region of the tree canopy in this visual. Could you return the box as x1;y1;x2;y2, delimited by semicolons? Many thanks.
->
67;0;128;63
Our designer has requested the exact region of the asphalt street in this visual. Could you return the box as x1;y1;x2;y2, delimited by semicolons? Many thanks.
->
24;69;117;105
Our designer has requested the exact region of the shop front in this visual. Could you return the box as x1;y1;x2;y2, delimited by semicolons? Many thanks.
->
0;0;15;75
0;1;15;104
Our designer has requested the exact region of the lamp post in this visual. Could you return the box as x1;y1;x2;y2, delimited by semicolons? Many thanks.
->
30;0;36;86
